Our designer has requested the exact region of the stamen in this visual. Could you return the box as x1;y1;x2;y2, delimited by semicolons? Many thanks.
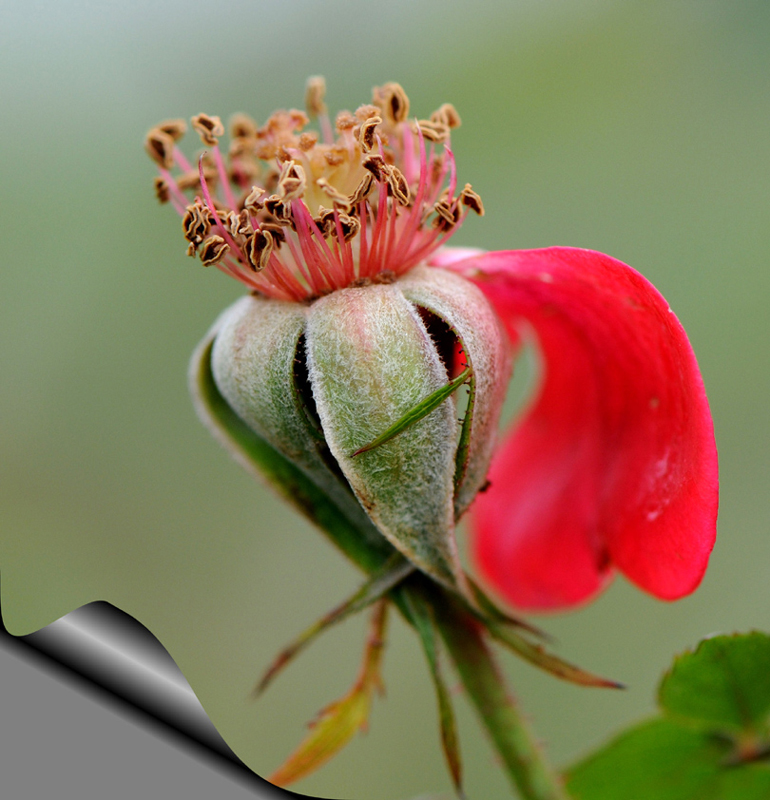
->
278;162;307;202
158;167;191;210
362;154;388;182
445;145;458;199
191;113;225;146
373;82;410;125
154;176;170;204
197;157;246;266
145;128;175;169
158;119;187;140
230;112;257;139
414;119;450;144
385;165;410;206
298;132;318;151
305;75;334;144
149;80;478;300
349;173;375;207
212;144;238;210
459;184;484;216
246;229;274;272
431;103;461;129
358;116;382;152
199;235;229;266
244;185;266;214
316;177;352;210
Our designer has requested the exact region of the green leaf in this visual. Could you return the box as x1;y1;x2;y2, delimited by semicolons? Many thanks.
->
567;633;770;800
351;366;472;457
659;632;770;735
567;718;770;800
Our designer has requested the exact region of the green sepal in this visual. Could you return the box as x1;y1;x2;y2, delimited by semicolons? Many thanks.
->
403;589;466;799
399;265;511;519
267;602;389;788
254;553;414;697
487;624;624;690
189;328;394;573
306;285;468;598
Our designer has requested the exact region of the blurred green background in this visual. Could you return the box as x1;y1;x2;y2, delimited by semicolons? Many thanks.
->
1;1;769;798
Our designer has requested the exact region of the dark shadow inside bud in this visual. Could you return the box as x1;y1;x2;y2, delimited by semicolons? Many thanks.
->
293;335;351;487
416;307;465;379
416;306;471;433
293;335;324;435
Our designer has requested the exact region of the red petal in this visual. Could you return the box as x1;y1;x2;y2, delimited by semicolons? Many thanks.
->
447;247;718;611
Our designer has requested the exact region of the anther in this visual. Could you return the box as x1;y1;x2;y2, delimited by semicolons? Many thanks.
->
459;184;484;216
386;165;411;206
431;103;461;129
191;113;225;146
415;119;450;143
246;229;274;271
264;195;291;223
323;147;347;166
288;110;310;131
337;214;361;242
432;198;462;231
278;162;307;202
153;176;170;204
199;235;230;266
243;185;266;214
355;104;381;122
358;116;382;152
260;221;288;242
144;127;175;169
314;208;337;237
255;141;278;161
222;209;252;237
229;113;257;139
373;83;410;124
362;154;388;181
349;173;375;206
182;202;213;247
316;178;353;210
157;119;188;141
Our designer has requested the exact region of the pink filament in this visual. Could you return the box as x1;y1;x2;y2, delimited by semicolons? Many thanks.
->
162;121;463;300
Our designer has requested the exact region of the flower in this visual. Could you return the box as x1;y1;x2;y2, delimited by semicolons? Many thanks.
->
146;79;718;612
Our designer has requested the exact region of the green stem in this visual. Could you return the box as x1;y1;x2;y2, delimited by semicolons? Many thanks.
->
435;593;570;800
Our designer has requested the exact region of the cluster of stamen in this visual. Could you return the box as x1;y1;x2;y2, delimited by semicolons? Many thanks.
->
146;79;484;302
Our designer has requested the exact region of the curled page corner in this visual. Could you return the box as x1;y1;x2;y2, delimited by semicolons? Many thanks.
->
0;589;300;799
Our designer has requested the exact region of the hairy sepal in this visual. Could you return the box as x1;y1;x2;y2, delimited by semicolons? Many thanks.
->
306;284;465;592
209;296;380;538
399;265;511;519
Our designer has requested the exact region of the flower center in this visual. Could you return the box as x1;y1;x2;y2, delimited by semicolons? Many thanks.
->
146;79;484;302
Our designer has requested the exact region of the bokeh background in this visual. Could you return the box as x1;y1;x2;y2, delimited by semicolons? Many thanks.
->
1;1;768;798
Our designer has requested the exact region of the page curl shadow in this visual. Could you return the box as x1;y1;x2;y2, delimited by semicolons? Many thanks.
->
0;582;305;799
